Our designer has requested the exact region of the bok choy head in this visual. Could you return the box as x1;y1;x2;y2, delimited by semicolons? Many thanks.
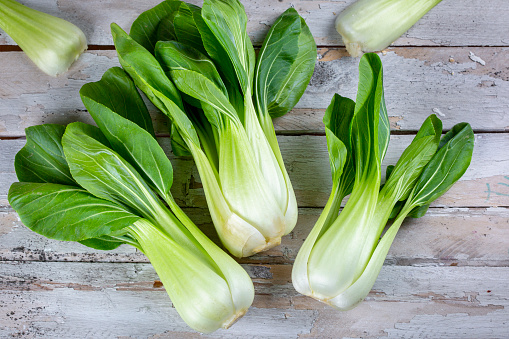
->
109;0;317;257
292;53;474;310
0;0;87;76
8;67;254;333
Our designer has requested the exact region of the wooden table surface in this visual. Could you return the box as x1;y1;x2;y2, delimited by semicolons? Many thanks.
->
1;0;509;338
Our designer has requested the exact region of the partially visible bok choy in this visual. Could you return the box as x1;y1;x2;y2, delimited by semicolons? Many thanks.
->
292;53;474;310
109;0;317;257
0;0;87;76
8;67;254;333
335;0;442;57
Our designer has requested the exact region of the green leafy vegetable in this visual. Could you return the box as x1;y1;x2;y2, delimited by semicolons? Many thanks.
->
292;53;474;310
0;0;87;76
8;69;255;333
110;0;316;257
335;0;442;57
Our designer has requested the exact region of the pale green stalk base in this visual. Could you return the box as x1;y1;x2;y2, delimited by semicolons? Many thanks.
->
129;217;253;333
335;0;442;57
0;0;87;76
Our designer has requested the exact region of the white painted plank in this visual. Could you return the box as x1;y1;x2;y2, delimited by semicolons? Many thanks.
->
1;263;508;338
1;47;508;135
1;0;508;47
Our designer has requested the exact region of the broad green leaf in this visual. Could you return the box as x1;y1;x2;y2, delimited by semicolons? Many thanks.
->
129;0;182;53
170;69;241;130
409;122;474;207
407;203;430;218
201;0;255;93
439;122;469;149
62;122;160;219
80;67;155;137
155;41;240;129
351;53;384;183
156;13;178;43
63;124;213;263
173;2;206;54
254;8;317;118
111;23;200;148
8;182;140;241
192;8;243;113
156;41;228;97
325;127;347;188
382;114;442;201
15;124;76;186
79;236;125;250
323;94;355;198
113;23;183;109
80;82;174;199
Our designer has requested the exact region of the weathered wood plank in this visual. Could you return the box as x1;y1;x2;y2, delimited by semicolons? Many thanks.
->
1;207;508;266
1;262;508;338
1;47;508;135
1;134;507;208
1;0;508;47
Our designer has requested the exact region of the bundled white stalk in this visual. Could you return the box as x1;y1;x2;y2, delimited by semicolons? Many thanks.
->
335;0;442;57
292;53;474;310
0;0;87;76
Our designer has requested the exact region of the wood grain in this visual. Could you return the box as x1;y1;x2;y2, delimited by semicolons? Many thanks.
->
1;262;508;338
1;0;508;337
2;47;508;136
1;0;508;47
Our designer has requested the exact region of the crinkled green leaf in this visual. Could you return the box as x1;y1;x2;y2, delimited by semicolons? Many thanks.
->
15;124;76;186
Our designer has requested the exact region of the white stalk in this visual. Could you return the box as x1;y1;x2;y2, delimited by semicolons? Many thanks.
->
335;0;442;57
0;0;87;76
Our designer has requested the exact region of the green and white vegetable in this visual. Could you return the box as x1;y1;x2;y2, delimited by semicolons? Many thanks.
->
292;53;474;310
0;0;87;76
335;0;442;57
110;0;317;257
8;67;254;333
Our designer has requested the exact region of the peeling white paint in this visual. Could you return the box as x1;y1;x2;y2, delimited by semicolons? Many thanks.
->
469;51;486;66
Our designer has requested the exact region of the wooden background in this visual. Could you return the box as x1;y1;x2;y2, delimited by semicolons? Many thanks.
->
1;0;509;337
